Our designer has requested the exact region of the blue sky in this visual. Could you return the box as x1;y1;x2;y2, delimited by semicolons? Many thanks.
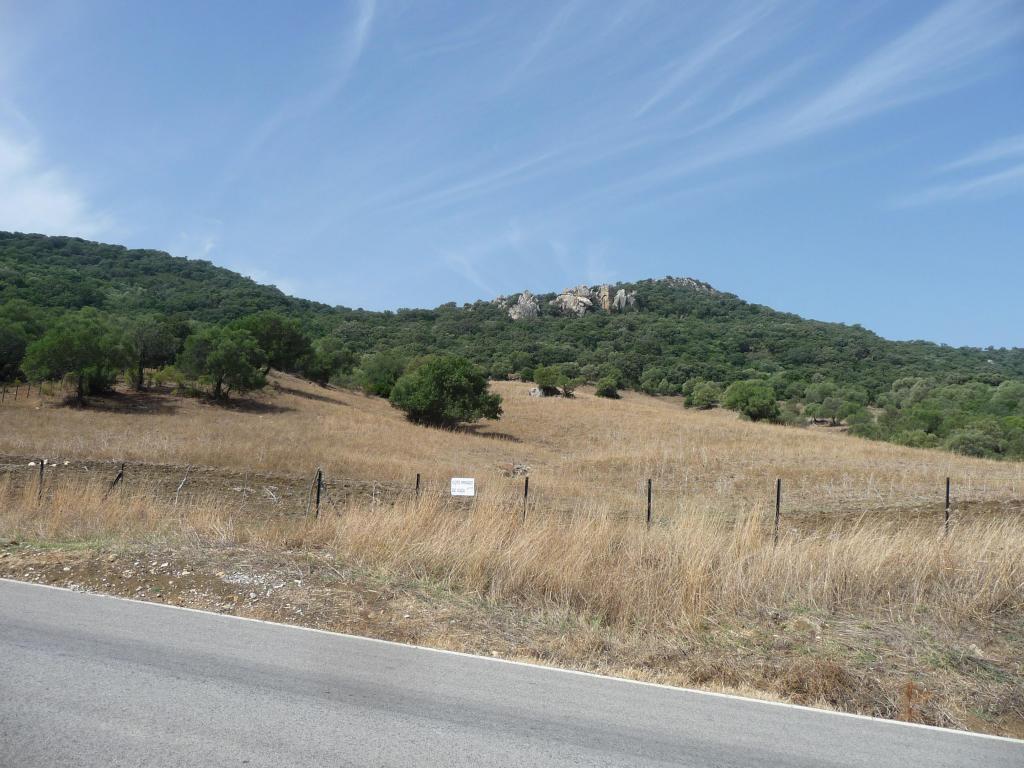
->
1;1;1022;347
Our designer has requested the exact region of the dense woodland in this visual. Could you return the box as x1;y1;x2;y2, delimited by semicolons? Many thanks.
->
3;231;1023;458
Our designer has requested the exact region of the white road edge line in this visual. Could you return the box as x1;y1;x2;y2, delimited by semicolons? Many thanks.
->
3;577;1021;746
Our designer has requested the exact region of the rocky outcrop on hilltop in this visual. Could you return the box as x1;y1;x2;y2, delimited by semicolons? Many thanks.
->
548;284;636;317
549;286;595;317
507;290;540;321
503;277;709;320
612;288;637;312
660;276;717;293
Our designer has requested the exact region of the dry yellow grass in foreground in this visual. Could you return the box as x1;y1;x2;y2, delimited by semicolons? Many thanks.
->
1;373;1023;523
1;376;1023;736
2;469;1023;736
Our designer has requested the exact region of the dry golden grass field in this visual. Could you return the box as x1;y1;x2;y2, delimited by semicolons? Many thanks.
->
2;375;1023;736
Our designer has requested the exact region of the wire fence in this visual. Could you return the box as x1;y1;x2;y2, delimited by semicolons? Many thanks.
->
3;453;1015;540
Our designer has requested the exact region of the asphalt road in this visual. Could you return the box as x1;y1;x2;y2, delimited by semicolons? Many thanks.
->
1;579;1021;767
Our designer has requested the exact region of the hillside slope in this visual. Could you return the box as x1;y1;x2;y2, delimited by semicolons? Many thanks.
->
2;230;1022;399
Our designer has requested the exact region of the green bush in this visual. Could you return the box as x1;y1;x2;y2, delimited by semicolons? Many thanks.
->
685;381;722;409
0;321;28;381
356;351;407;397
389;355;502;427
532;365;564;396
299;336;356;385
723;379;780;422
945;429;1005;458
151;365;186;388
595;376;620;399
892;430;941;449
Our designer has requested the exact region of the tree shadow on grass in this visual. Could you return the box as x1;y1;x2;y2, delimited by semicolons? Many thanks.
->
273;384;349;407
451;423;522;443
62;391;181;415
205;396;294;415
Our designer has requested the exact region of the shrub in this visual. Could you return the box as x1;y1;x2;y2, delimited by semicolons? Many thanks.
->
723;379;780;422
533;364;580;397
389;355;502;427
595;377;620;399
685;381;722;409
892;430;940;449
532;365;564;397
357;351;407;397
151;365;186;388
299;336;356;385
945;429;1005;458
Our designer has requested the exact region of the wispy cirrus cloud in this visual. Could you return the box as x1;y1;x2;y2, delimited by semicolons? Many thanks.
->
633;2;778;118
896;132;1024;207
937;132;1024;173
585;0;1024;204
362;0;1023;226
896;162;1024;207
219;0;377;191
503;0;583;87
775;0;1023;142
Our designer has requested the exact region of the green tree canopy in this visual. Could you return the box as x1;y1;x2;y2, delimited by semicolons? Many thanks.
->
20;308;129;400
177;326;266;399
389;355;502;427
0;321;28;381
232;312;310;374
299;335;358;385
357;351;407;397
124;315;179;390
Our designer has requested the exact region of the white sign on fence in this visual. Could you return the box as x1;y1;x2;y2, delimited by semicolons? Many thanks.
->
450;477;476;497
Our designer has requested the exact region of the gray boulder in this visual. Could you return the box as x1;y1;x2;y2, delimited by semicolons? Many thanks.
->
508;290;540;320
612;289;637;312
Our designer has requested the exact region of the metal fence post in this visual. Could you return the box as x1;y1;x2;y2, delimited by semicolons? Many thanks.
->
314;468;323;519
646;478;652;528
773;478;782;546
101;463;125;498
523;476;529;522
944;477;951;536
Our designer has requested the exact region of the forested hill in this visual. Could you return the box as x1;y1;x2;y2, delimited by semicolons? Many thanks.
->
2;230;1022;401
0;231;328;322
